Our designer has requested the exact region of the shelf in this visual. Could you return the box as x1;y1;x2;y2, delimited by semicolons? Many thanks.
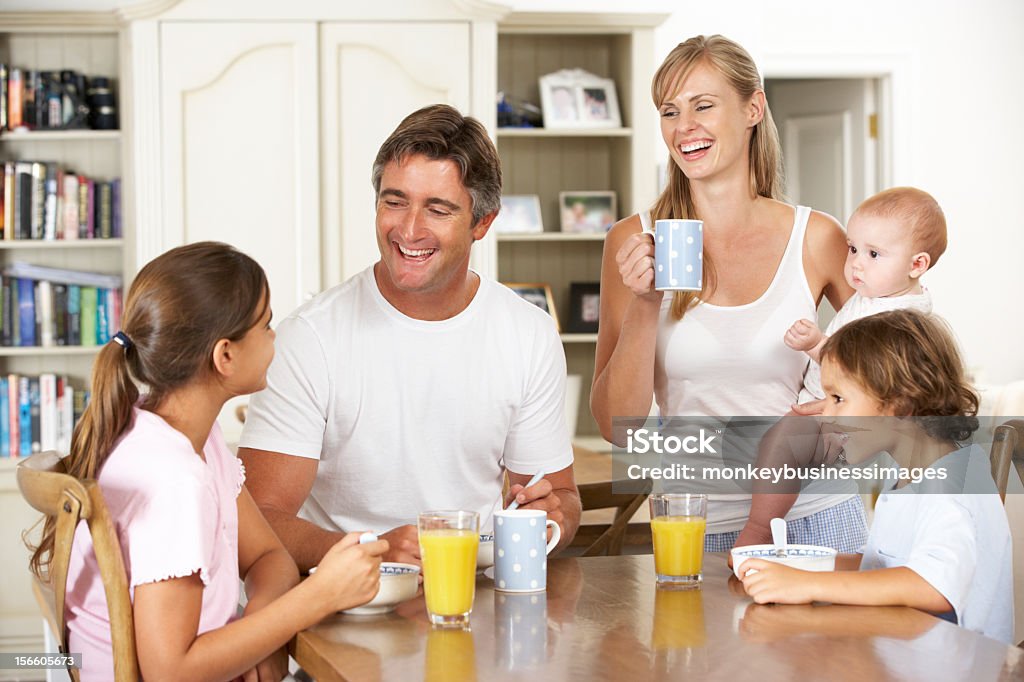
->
497;232;606;242
0;130;121;142
0;239;123;250
0;346;100;357
560;333;598;343
497;127;632;138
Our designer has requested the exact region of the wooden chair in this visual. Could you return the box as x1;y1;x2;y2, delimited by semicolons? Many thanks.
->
17;451;138;682
992;419;1024;502
570;478;653;557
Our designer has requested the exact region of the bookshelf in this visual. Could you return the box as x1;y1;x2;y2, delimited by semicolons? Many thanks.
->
494;13;665;442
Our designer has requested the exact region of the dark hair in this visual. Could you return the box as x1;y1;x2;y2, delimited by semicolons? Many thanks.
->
29;241;268;579
820;309;979;442
371;104;502;225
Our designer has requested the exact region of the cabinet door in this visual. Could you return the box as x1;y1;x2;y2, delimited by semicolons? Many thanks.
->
159;22;319;317
319;23;471;286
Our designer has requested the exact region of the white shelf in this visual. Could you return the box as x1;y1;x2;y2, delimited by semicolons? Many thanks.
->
0;129;121;142
0;239;123;250
497;232;606;242
560;333;598;343
0;346;100;357
497;127;632;138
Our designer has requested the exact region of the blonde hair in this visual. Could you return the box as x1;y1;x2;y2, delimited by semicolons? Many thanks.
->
855;187;947;268
820;309;979;441
650;35;783;320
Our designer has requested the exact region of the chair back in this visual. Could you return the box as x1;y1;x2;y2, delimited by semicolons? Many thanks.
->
17;451;138;682
572;478;653;556
992;420;1024;503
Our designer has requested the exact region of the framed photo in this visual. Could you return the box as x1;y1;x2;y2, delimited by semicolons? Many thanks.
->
503;282;559;331
559;190;617;233
567;282;601;333
539;69;622;130
492;195;544;234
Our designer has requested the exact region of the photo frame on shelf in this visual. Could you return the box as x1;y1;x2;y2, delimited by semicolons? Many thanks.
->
559;190;617;234
539;69;622;130
493;195;544;234
503;282;559;332
567;282;601;333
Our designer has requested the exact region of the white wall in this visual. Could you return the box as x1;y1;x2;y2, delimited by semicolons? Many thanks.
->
517;0;1024;385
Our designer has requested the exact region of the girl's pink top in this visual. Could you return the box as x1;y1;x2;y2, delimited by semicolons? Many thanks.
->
65;408;245;680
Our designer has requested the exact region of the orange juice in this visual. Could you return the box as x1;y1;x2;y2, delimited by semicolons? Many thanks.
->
425;626;477;682
420;529;479;616
652;588;706;650
651;515;706;577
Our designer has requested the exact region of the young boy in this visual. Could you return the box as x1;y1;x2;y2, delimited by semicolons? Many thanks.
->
735;187;948;549
739;310;1012;645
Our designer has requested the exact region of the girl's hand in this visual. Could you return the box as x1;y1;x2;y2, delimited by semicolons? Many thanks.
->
738;559;819;604
784;319;823;352
615;232;663;302
309;532;388;613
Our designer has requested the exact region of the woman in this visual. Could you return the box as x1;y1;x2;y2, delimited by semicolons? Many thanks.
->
591;35;866;552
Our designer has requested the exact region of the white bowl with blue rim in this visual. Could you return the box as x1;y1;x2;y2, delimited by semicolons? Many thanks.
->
310;561;420;615
478;534;495;569
731;544;837;579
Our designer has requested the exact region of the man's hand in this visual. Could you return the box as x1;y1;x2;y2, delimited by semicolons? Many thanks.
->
783;319;823;352
379;525;421;566
739;559;819;604
505;477;564;539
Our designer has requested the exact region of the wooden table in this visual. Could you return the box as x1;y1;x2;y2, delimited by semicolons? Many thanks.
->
291;554;1024;681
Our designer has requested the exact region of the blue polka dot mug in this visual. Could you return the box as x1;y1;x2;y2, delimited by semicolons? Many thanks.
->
645;219;703;291
493;509;561;592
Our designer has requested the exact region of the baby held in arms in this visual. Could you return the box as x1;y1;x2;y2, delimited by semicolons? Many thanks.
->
739;310;1013;643
736;187;946;549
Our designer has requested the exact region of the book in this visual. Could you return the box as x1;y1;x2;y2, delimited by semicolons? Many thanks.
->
38;280;54;347
0;63;7;131
17;278;35;347
2;262;122;288
7;375;19;458
62;173;79;240
30;162;45;239
1;277;11;346
111;178;121;238
43;162;58;240
53;283;67;345
28;376;40;454
80;286;97;346
18;376;30;457
67;284;80;345
58;377;73;455
96;287;109;344
77;176;89;238
96;181;112;239
2;162;13;240
8;68;22;130
0;377;8;457
39;373;56;453
15;161;31;239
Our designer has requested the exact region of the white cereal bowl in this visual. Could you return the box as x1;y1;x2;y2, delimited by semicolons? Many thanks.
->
310;562;420;615
478;534;495;570
731;544;837;579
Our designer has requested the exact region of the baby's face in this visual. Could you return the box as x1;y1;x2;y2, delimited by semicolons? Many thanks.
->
843;213;920;298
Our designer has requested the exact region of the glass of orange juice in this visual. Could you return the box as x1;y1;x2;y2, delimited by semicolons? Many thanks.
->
418;510;480;627
649;493;707;588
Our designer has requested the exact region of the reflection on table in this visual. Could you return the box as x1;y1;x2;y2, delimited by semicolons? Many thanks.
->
291;554;1024;682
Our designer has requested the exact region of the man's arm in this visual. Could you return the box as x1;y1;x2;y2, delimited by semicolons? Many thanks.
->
238;447;341;572
506;464;581;553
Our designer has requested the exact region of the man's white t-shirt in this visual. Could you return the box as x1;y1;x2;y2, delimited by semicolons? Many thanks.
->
239;266;574;534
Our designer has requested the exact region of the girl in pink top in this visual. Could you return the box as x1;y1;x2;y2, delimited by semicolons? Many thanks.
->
28;242;388;681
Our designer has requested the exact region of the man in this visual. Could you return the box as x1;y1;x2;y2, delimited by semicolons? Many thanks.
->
239;104;581;571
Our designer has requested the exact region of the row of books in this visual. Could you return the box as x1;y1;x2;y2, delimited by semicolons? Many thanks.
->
0;264;123;348
0;65;99;131
0;374;86;458
0;161;121;240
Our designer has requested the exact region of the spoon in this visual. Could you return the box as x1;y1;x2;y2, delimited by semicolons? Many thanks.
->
770;517;788;558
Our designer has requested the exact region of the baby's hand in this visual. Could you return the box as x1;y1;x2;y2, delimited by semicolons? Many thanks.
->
784;319;823;352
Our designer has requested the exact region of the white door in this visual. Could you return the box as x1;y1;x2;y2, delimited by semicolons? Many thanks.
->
767;78;878;224
159;22;320;319
319;23;471;286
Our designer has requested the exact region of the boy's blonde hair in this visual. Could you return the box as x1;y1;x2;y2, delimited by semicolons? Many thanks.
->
855;187;947;268
820;309;978;442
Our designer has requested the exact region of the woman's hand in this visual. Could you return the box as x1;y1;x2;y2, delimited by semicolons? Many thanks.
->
615;232;663;302
309;533;388;612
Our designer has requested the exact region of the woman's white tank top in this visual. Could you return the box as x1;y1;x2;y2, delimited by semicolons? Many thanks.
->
650;206;815;417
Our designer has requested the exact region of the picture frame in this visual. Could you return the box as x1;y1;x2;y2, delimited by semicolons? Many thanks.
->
539;68;622;130
492;194;544;234
567;282;601;333
503;282;559;332
559;190;617;233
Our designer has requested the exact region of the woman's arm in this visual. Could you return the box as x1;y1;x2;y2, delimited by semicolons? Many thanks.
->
804;210;854;311
132;533;387;682
591;216;665;444
740;559;952;612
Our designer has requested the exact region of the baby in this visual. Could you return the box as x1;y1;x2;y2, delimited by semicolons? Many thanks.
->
735;187;947;550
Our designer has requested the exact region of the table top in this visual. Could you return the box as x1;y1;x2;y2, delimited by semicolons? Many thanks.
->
291;554;1024;681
